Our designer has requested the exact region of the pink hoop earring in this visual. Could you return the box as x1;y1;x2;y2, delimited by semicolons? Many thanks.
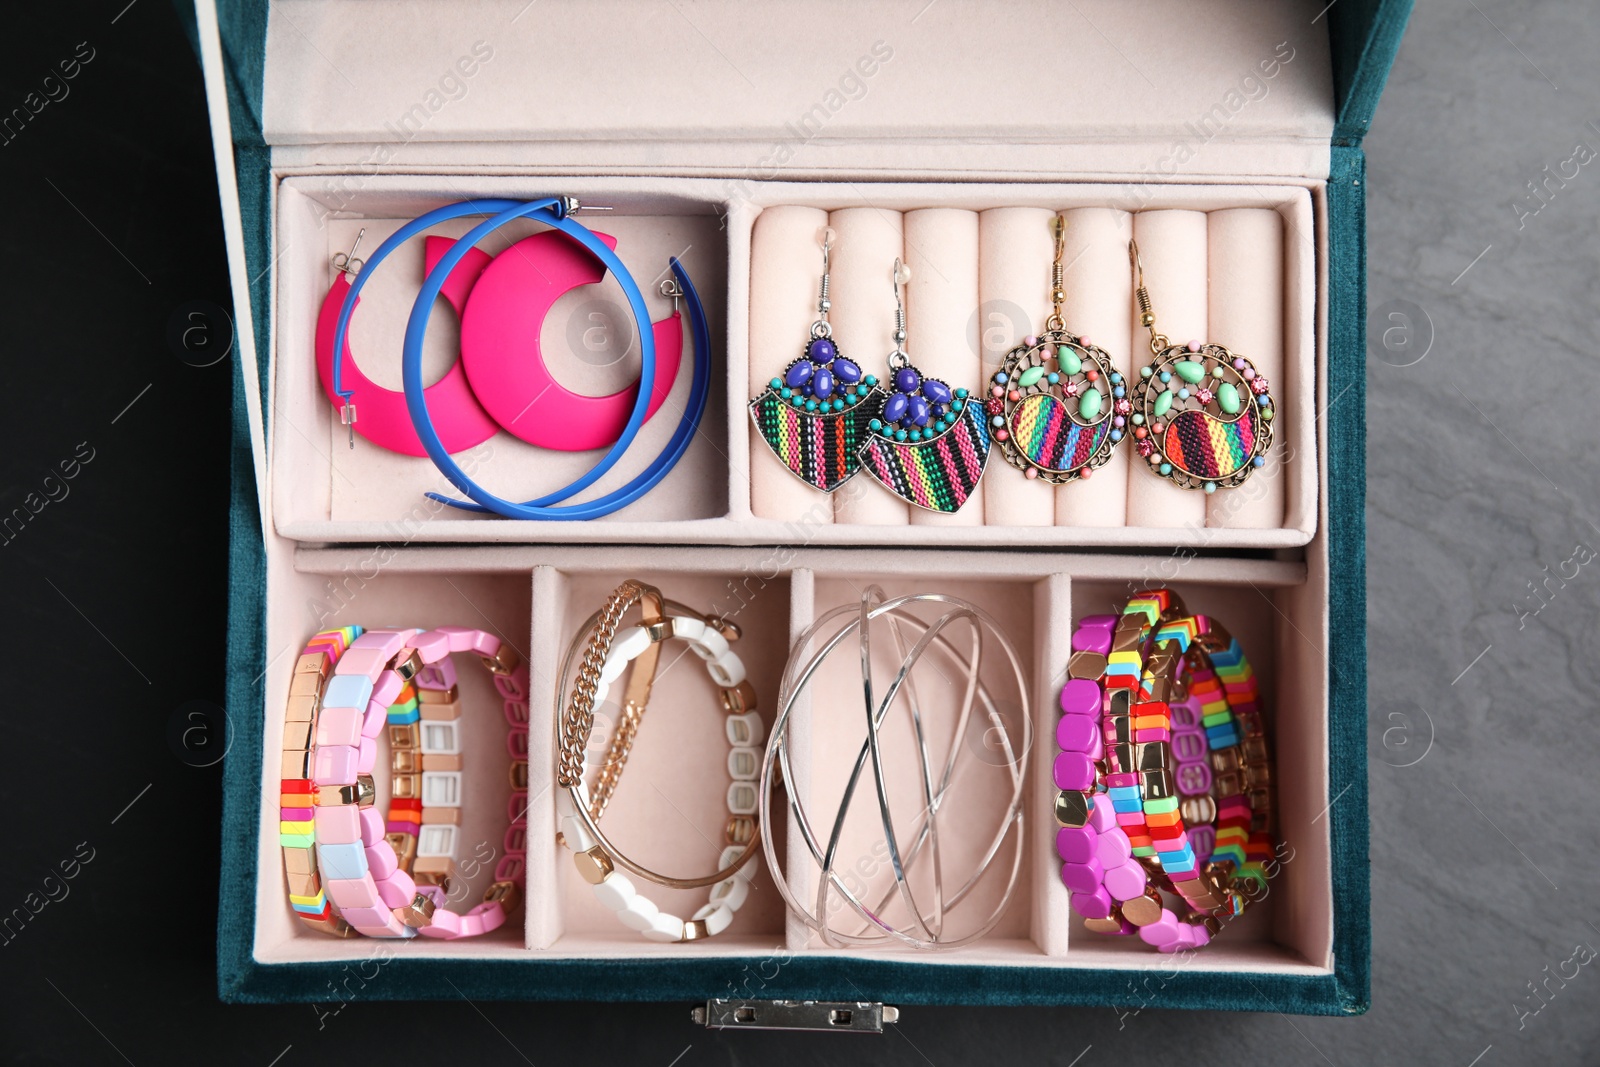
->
315;235;500;457
458;229;683;452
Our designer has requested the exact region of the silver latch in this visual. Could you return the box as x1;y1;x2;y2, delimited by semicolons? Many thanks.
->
691;1000;899;1033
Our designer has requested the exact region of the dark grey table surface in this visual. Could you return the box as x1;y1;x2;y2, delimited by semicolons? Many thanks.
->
4;1;1597;1064
1358;2;1600;1064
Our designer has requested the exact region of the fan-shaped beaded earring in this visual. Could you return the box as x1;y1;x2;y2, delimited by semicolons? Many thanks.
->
856;259;990;514
748;228;885;493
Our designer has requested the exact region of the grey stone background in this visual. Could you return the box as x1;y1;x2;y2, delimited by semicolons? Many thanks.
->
1356;1;1600;1064
5;1;1599;1064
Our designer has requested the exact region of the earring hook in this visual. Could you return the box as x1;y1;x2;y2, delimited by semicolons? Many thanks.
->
1128;239;1167;354
812;227;836;339
331;227;368;447
1048;215;1067;331
889;258;911;369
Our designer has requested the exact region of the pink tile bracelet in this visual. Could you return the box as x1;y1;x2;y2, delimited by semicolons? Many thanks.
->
285;625;526;939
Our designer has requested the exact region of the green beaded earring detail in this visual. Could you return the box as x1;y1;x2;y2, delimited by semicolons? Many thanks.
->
990;215;1123;486
1128;240;1275;495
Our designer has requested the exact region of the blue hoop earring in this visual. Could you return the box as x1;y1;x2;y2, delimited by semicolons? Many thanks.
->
399;198;710;520
423;256;711;520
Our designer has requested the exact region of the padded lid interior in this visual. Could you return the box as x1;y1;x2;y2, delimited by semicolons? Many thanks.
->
255;0;1336;177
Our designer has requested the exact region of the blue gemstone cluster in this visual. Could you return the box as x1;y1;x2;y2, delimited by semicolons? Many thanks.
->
867;365;969;442
770;337;874;413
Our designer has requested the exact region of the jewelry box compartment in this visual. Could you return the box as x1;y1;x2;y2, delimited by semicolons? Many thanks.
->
268;174;1321;549
253;543;1332;982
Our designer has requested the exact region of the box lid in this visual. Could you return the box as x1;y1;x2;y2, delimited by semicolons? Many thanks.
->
206;0;1411;153
1327;0;1413;144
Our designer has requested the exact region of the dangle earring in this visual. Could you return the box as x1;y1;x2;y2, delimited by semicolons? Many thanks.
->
989;216;1123;484
749;229;885;493
857;260;989;514
1128;240;1276;494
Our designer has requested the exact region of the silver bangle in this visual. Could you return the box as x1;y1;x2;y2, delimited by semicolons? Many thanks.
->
759;587;1030;950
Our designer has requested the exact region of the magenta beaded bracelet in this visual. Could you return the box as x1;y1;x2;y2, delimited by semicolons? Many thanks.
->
1055;613;1214;952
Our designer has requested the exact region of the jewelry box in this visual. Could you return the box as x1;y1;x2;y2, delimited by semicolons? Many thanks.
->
197;0;1411;1016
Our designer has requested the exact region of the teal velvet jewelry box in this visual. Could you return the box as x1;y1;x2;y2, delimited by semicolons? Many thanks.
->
199;0;1410;1015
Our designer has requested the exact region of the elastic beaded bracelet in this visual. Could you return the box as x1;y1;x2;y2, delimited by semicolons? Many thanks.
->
388;642;532;925
1168;684;1219;866
1142;614;1246;912
1056;615;1134;937
314;627;423;938
556;581;761;943
1207;629;1274;838
1057;612;1210;950
1106;598;1235;949
1056;794;1196;944
313;626;526;939
381;675;422;874
1158;614;1275;907
1084;595;1275;949
279;626;364;936
1058;592;1265;951
391;656;457;887
408;627;528;938
496;651;533;893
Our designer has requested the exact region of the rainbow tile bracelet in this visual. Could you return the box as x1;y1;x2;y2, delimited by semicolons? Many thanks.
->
278;625;364;936
1054;589;1277;952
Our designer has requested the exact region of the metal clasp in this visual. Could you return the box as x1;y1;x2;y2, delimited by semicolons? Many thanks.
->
703;615;742;642
691;1000;899;1033
482;880;521;917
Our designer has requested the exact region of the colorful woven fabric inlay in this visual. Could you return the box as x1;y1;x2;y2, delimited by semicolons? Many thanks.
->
1010;393;1109;474
859;401;991;513
1164;407;1257;479
751;390;874;492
